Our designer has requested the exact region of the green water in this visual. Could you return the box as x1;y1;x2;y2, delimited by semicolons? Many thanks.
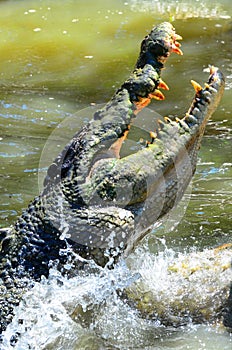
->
0;0;232;349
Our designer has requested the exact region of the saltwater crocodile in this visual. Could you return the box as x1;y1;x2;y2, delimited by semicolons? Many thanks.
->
0;22;230;334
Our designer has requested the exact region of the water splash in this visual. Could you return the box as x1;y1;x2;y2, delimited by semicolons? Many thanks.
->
130;0;231;20
1;241;232;349
126;242;232;326
1;260;139;349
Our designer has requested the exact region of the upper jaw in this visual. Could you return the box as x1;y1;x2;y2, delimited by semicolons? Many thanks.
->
136;22;183;69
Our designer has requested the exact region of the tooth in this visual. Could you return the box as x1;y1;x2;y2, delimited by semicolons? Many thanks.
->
170;117;184;134
158;79;169;90
185;113;198;124
174;34;183;41
204;91;211;98
164;116;172;123
191;80;202;93
178;118;190;131
209;65;217;75
149;90;165;100
208;86;217;94
191;107;201;119
203;91;211;103
150;131;157;139
158;119;166;129
171;44;183;55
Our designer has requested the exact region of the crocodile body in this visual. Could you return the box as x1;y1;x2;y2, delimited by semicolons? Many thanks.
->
0;22;229;333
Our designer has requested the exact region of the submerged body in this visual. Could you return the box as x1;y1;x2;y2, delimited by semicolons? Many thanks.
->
126;243;232;326
0;22;229;334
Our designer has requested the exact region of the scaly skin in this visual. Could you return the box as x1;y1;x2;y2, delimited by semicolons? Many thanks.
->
0;22;227;334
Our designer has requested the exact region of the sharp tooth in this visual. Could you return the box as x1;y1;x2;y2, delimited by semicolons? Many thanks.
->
208;86;217;94
158;79;169;90
174;34;183;41
191;107;201;119
191;80;202;93
150;131;157;139
164;116;172;123
158;119;165;129
149;90;165;100
184;113;198;124
178;118;190;131
171;44;183;55
209;65;217;75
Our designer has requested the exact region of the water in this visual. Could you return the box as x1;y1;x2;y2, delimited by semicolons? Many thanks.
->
1;246;232;349
0;0;232;349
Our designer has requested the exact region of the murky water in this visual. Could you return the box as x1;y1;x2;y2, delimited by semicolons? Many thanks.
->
0;0;232;349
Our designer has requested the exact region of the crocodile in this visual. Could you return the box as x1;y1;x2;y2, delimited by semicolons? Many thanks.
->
0;22;229;334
